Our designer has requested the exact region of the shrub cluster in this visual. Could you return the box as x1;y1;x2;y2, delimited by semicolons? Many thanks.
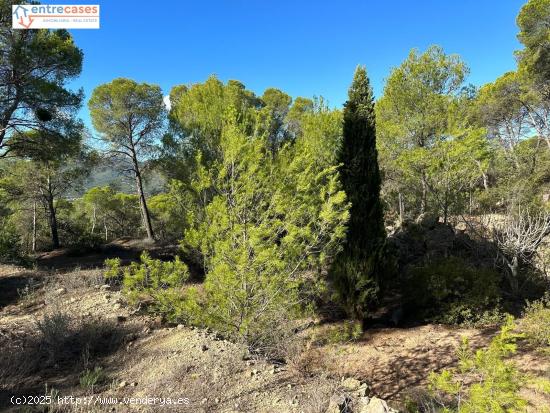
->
402;257;502;325
425;317;527;412
105;252;190;318
520;293;550;350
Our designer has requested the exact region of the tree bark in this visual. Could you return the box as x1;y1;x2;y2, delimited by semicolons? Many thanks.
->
91;205;96;234
420;173;428;215
398;192;404;223
132;157;155;240
46;194;60;249
32;200;37;253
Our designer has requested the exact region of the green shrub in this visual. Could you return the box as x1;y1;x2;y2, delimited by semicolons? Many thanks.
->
104;257;122;283
106;252;190;316
423;316;527;412
180;113;349;356
438;304;507;328
79;366;105;391
520;293;550;350
314;320;363;345
0;219;23;264
403;257;501;325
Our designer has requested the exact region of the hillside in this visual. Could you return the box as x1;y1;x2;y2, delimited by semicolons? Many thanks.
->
1;245;549;412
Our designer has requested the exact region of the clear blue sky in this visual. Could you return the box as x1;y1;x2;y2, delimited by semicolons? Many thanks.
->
57;0;526;126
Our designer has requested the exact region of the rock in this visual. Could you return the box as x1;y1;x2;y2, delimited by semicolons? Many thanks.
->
177;324;185;330
415;212;439;228
356;382;369;397
130;381;138;387
327;394;352;413
455;221;467;232
356;396;371;410
341;377;369;397
118;381;128;388
341;377;361;391
54;288;67;295
69;297;77;303
113;303;122;310
358;396;397;413
201;344;209;352
100;284;111;291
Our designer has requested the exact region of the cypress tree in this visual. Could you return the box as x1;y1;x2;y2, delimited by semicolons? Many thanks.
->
331;66;386;320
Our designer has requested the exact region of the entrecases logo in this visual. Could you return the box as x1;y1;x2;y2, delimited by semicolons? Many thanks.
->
12;4;100;29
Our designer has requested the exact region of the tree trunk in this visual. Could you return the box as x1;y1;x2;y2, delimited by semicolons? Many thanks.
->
443;189;449;224
476;161;489;191
32;200;37;253
133;160;154;240
398;192;404;223
420;173;428;215
506;255;520;295
46;192;60;249
91;205;96;234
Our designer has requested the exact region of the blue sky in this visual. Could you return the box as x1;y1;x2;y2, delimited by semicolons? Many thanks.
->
58;0;526;127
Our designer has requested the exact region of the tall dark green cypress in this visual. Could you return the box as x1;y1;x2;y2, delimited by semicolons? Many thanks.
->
331;66;386;320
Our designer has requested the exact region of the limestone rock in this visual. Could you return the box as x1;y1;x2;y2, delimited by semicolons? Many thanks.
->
358;396;397;413
327;394;352;413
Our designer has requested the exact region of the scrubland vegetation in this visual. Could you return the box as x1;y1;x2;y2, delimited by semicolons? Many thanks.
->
1;0;550;412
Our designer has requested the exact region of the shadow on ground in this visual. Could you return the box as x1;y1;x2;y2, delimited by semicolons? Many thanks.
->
0;314;139;410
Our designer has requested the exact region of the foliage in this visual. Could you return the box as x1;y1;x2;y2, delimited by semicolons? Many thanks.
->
89;78;166;240
81;186;142;240
0;132;94;249
105;252;190;313
425;317;528;413
0;218;22;263
520;293;550;349
103;257;122;282
313;320;363;345
377;45;470;218
0;0;83;157
517;0;550;84
330;67;387;320
79;366;105;391
402;257;501;324
180;104;349;353
148;187;189;241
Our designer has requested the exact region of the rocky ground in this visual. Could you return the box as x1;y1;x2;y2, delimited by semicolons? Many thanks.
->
0;245;549;413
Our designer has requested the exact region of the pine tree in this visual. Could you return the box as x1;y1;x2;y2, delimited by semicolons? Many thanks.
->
331;66;386;320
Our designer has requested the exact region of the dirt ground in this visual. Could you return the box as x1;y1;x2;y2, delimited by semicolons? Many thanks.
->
1;248;549;413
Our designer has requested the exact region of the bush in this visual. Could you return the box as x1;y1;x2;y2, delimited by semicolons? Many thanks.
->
104;257;122;283
313;320;363;345
520;293;550;350
36;312;73;364
411;316;550;412
80;366;106;391
402;257;501;325
34;311;130;368
106;252;190;315
180;113;349;356
422;317;527;412
0;219;23;264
